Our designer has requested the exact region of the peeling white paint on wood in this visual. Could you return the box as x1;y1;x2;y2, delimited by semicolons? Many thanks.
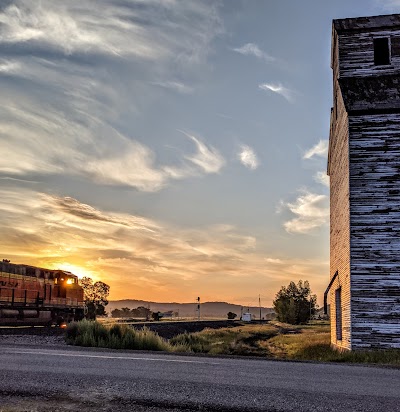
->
329;14;400;350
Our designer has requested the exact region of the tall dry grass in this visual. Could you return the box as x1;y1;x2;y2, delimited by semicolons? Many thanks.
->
65;320;187;351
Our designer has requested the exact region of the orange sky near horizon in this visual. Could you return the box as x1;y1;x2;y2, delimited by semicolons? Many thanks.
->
1;190;329;307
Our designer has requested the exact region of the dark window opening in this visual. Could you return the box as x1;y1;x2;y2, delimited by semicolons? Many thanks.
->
391;36;400;58
374;37;391;65
335;288;343;341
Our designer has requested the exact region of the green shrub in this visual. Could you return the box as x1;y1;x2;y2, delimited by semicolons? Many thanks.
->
93;321;109;344
110;323;123;337
65;321;79;343
170;332;211;353
134;327;170;351
121;330;136;349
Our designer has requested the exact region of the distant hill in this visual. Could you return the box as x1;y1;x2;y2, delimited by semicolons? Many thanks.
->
107;299;274;319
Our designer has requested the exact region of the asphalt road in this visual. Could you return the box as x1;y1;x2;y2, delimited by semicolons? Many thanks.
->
0;343;399;412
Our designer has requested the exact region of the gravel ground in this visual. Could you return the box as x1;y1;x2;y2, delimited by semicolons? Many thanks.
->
0;320;241;345
0;396;210;412
0;327;66;346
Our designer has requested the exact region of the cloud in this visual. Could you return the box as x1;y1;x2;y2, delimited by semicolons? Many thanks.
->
0;0;223;61
265;258;284;264
0;186;329;304
374;0;400;11
150;81;194;94
232;43;275;62
237;145;260;170
0;1;224;191
0;59;20;73
182;132;225;174
303;140;329;160
259;82;295;103
314;171;329;187
216;113;234;120
43;195;158;232
282;191;329;234
0;99;167;191
0;98;224;190
83;137;169;191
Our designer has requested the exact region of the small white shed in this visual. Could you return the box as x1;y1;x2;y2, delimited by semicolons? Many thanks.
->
242;313;252;322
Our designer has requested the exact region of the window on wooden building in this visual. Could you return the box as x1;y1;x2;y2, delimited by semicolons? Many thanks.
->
374;37;391;65
335;288;343;341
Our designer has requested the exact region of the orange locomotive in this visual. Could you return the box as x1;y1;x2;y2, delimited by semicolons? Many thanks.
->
0;260;85;326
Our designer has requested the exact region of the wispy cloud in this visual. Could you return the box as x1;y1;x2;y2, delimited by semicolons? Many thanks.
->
0;0;223;61
374;0;400;11
182;132;226;174
0;99;167;191
303;142;329;189
237;145;260;170
265;257;284;264
0;99;225;190
282;191;329;234
0;1;225;192
259;82;295;103
0;59;20;73
313;171;329;187
150;81;194;94
303;140;329;160
216;113;234;120
232;43;275;62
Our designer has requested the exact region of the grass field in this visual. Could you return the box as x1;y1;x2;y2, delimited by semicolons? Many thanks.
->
66;320;400;366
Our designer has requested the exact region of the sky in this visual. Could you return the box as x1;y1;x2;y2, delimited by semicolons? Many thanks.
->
1;0;399;308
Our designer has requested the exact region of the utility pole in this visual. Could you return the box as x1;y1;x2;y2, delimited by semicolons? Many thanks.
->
197;296;200;321
259;294;262;323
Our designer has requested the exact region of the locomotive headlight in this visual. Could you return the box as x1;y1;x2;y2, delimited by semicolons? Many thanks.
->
66;278;74;285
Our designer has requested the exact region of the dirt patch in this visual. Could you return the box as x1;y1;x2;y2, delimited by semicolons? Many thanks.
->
128;320;240;339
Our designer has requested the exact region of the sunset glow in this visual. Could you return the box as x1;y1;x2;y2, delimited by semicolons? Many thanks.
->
0;1;394;307
49;262;97;281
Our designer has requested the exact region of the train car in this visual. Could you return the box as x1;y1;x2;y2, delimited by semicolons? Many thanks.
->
0;260;85;326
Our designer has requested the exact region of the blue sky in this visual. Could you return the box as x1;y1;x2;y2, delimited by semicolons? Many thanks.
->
0;0;399;306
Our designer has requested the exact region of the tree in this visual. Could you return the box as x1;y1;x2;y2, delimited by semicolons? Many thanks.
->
273;280;317;324
80;277;110;319
151;311;163;321
131;306;151;319
227;311;237;320
111;308;122;318
111;307;132;318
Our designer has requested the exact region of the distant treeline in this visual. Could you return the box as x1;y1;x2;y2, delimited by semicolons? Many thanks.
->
111;306;177;320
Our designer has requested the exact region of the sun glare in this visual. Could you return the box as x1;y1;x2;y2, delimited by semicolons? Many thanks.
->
50;262;95;279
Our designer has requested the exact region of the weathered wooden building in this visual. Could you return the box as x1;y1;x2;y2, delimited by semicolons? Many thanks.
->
327;14;400;350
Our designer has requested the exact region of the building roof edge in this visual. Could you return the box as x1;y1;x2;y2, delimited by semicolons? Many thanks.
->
333;14;400;32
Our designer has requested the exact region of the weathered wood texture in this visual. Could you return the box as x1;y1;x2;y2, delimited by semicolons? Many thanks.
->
334;15;400;32
328;76;352;351
329;14;400;350
349;114;400;349
335;26;400;78
339;76;400;112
